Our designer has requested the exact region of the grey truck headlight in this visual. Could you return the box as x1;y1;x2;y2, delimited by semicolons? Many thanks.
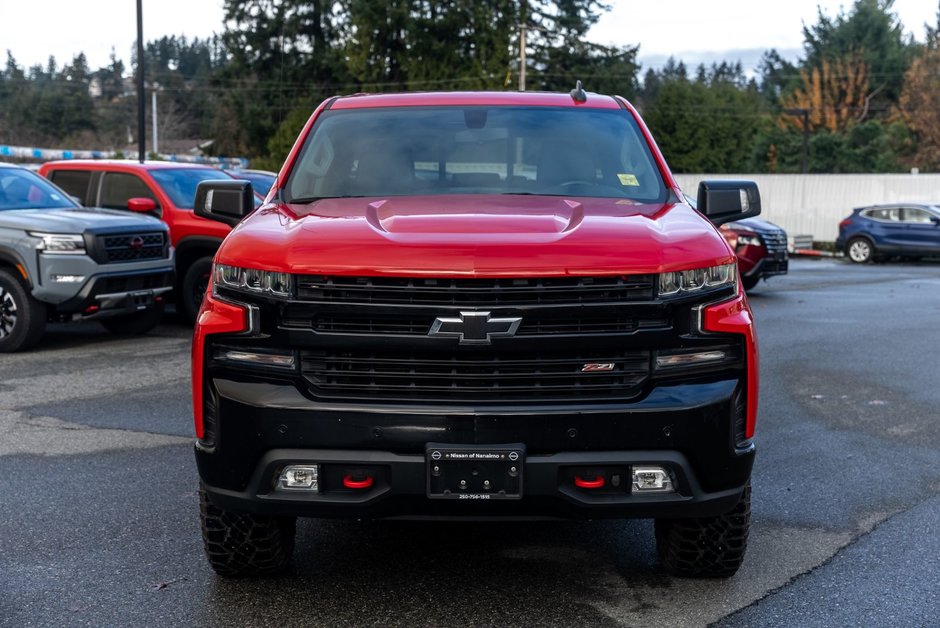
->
29;232;86;255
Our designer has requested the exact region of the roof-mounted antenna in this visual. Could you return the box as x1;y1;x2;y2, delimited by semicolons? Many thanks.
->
570;80;587;103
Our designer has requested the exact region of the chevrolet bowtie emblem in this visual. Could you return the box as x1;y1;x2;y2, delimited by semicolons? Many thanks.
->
428;311;522;345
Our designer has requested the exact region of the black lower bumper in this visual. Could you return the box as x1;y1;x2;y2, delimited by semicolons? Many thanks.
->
743;255;788;279
197;376;754;520
57;269;173;317
201;446;750;520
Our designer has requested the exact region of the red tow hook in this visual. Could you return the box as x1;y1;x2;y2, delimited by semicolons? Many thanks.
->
574;475;605;489
343;474;374;489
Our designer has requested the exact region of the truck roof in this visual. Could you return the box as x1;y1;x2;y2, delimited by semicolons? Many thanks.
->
40;160;219;171
330;90;623;110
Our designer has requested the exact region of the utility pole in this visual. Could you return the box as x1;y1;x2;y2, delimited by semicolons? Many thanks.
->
783;107;810;174
136;0;146;163
518;0;526;91
151;88;159;155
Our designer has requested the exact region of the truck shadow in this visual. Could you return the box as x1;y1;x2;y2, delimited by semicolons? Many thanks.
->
201;518;666;625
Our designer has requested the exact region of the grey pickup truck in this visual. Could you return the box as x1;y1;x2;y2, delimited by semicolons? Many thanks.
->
0;163;174;351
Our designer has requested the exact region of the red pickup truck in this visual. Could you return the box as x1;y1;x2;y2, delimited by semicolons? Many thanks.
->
191;90;761;578
38;160;235;321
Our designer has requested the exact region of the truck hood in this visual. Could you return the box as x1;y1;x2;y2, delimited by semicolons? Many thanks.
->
0;207;166;234
217;195;735;276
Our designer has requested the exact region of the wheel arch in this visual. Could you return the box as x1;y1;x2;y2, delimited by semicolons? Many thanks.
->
175;237;223;285
0;248;32;289
846;233;876;250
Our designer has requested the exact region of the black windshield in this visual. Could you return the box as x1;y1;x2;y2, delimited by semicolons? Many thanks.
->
286;107;667;203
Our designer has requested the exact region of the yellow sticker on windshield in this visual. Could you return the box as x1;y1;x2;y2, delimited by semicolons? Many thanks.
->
618;173;640;186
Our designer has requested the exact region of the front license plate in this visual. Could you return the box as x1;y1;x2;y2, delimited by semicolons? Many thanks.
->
426;444;524;500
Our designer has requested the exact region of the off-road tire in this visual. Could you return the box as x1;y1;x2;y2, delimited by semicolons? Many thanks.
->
846;237;874;263
655;481;751;578
100;302;165;335
181;256;213;323
199;484;296;577
0;269;46;352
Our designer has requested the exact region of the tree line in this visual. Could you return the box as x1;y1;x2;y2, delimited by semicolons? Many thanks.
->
1;0;939;174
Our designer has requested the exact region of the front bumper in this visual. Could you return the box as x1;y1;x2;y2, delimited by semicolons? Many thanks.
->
742;254;788;279
197;377;754;520
54;267;174;317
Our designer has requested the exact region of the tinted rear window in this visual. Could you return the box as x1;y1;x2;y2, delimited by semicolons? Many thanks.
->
49;170;92;204
286;107;666;203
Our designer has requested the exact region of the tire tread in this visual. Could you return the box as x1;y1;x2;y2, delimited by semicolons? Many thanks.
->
655;482;751;578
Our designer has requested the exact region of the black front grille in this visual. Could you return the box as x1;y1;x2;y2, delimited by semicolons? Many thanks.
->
296;275;655;306
100;272;170;294
97;232;167;263
282;306;670;337
760;231;787;253
301;349;651;404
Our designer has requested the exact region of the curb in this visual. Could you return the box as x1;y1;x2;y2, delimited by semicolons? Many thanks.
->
791;249;841;258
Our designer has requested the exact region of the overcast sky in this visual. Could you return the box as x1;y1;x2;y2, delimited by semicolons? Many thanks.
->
1;0;936;74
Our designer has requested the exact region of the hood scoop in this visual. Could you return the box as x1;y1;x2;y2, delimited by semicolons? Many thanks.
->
365;198;584;235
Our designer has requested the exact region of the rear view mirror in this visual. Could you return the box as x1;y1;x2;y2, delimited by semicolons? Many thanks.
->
194;180;255;227
127;197;158;213
697;180;761;226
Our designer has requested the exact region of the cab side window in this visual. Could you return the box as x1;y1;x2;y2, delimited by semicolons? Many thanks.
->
49;170;93;205
901;208;934;224
99;172;158;210
864;208;901;222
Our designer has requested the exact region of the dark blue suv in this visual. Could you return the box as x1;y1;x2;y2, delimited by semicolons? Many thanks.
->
836;203;940;263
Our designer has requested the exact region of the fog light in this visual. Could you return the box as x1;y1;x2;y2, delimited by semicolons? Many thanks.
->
213;347;295;369
632;466;674;493
277;465;319;491
51;274;86;283
656;350;727;369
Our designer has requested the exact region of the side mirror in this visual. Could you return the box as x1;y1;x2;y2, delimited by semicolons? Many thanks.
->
127;197;158;213
930;216;940;226
194;180;254;227
697;180;761;226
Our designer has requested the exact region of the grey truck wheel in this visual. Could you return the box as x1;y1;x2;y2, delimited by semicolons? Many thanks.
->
0;269;46;352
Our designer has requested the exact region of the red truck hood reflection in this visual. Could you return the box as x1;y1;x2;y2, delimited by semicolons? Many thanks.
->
216;195;735;276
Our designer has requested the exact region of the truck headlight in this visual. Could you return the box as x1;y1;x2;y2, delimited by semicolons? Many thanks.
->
214;264;293;298
736;234;762;248
29;232;86;255
659;263;735;297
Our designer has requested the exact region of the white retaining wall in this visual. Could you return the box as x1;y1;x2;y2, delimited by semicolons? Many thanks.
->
673;174;940;242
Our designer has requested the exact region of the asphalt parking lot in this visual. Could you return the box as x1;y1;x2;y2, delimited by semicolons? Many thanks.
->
1;257;938;627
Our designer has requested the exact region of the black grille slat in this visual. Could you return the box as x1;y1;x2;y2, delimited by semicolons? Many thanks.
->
97;232;167;263
301;350;651;403
760;232;788;252
282;306;669;337
101;273;169;294
296;275;654;306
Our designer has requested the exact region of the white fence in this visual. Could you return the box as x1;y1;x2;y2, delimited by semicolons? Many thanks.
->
673;174;940;242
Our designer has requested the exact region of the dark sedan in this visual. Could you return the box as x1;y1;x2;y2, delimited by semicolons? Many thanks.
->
836;203;940;263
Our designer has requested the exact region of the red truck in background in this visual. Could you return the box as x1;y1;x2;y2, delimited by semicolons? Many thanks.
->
38;160;238;321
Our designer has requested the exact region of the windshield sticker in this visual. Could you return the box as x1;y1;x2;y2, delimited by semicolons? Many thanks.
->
617;173;640;186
